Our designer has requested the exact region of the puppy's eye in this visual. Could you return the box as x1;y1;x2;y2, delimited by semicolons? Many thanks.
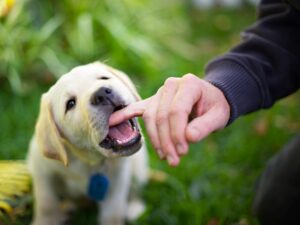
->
98;76;110;80
66;98;76;112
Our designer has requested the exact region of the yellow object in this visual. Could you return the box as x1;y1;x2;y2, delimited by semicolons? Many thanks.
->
0;0;16;17
0;160;31;215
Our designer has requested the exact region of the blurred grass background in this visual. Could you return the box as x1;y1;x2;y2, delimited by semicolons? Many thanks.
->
1;0;300;224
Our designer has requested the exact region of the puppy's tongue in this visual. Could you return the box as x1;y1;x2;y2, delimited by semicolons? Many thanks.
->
108;120;137;145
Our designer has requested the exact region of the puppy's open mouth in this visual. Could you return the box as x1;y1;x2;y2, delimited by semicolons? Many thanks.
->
99;106;141;155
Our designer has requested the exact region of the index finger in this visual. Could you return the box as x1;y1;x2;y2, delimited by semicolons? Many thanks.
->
109;98;150;126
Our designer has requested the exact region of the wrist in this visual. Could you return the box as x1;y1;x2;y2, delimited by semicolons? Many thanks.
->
204;58;263;125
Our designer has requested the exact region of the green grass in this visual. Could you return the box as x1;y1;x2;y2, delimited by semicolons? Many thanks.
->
1;3;300;225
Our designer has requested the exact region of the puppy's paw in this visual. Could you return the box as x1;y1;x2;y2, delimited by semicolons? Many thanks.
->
126;198;146;221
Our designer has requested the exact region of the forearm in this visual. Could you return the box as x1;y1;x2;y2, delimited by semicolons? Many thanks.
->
205;0;300;124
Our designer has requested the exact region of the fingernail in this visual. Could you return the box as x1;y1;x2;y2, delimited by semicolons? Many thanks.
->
187;126;200;142
157;149;165;159
176;143;187;155
167;154;179;167
167;155;173;164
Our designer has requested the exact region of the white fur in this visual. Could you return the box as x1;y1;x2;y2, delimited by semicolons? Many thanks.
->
28;62;148;225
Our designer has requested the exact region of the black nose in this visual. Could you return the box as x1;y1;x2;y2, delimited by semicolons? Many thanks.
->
91;87;114;106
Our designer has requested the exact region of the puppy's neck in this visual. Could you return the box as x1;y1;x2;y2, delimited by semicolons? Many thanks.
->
62;139;104;166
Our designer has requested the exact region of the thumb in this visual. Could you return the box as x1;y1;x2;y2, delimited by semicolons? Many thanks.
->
109;98;150;126
186;108;227;143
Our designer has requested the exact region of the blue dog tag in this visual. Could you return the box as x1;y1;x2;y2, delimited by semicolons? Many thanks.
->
87;173;110;201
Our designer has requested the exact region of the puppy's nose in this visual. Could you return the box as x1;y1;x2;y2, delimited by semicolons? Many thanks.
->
91;87;114;106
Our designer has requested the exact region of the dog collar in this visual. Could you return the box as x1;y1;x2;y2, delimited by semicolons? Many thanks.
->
87;173;110;201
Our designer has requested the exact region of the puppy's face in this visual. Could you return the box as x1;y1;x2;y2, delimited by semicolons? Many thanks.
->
37;63;142;163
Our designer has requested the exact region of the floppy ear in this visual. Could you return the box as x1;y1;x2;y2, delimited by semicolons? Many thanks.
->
35;93;68;166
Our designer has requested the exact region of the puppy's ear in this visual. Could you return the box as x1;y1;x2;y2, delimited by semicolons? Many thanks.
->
35;93;68;166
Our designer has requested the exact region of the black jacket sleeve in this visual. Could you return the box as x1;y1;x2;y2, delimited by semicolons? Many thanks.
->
204;0;300;124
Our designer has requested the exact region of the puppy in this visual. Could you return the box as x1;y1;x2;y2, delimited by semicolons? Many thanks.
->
27;62;148;225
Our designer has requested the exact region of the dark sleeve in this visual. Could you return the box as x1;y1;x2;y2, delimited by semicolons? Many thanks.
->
204;0;300;124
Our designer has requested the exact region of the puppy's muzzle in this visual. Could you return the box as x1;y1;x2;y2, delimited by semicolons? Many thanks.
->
91;87;116;107
91;87;142;156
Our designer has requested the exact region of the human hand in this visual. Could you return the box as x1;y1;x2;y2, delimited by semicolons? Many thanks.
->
109;74;230;167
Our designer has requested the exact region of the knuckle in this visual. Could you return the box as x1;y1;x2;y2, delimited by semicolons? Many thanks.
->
156;112;168;124
156;86;163;95
170;124;185;141
156;116;166;125
161;142;173;152
169;105;186;117
182;73;197;83
169;107;188;119
142;112;152;121
150;141;160;151
164;77;178;87
171;133;182;144
169;108;178;117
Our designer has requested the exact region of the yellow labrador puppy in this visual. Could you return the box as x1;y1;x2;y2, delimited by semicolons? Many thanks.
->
27;62;148;225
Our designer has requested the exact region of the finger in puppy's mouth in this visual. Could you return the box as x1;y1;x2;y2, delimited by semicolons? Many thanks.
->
99;105;141;155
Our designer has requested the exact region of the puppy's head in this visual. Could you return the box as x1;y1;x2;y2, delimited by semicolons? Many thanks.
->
35;62;142;165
